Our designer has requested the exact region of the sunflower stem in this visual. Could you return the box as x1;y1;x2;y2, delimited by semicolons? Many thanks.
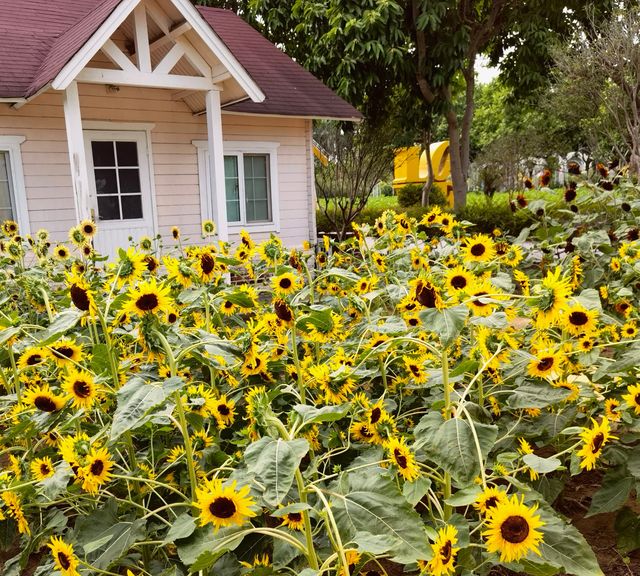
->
442;348;452;520
8;345;20;402
155;332;198;500
310;485;349;576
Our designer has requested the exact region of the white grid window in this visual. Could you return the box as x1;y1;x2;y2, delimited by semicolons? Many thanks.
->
0;152;14;223
0;137;28;234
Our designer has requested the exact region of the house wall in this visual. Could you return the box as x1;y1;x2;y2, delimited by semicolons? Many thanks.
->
0;83;314;247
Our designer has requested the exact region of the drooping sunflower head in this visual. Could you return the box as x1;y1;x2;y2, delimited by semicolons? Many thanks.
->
577;417;616;471
201;219;217;237
384;436;420;481
277;505;305;531
48;536;79;576
483;494;544;563
428;524;459;576
115;247;147;288
68;225;86;247
622;383;640;415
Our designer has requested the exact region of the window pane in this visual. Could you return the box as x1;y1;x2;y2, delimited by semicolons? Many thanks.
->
224;156;240;223
97;196;120;220
121;195;143;219
116;141;139;167
91;141;115;167
0;152;13;217
244;155;270;222
94;169;118;195
119;168;141;193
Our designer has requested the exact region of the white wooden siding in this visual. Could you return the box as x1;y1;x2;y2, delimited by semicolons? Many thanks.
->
0;84;313;246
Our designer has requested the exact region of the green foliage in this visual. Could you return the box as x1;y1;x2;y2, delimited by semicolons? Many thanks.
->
397;183;424;207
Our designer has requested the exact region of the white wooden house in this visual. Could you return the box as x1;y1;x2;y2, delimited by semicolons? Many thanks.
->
0;0;360;254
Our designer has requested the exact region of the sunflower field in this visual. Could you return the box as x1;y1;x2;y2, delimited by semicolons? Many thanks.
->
1;171;640;576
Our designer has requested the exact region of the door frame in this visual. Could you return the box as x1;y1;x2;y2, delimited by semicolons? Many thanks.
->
83;124;158;239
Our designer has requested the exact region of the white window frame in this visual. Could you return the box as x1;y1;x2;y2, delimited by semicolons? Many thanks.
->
194;140;280;234
0;136;29;235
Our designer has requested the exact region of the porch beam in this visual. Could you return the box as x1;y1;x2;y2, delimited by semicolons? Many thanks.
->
133;5;152;73
76;67;214;91
175;37;212;78
135;22;192;56
102;39;138;73
145;0;172;34
62;82;92;222
154;43;185;74
206;88;228;241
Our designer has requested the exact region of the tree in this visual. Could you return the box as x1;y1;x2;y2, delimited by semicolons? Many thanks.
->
244;1;616;210
315;122;395;241
553;8;640;176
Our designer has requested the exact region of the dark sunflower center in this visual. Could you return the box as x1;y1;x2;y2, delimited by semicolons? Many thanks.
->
440;540;452;562
451;275;467;289
485;496;498;509
416;283;438;308
41;463;51;475
145;256;158;272
218;404;230;416
83;224;94;234
289;512;302;522
274;300;293;322
409;318;419;326
569;311;589;326
592;432;605;453
470;243;486;257
537;357;554;371
279;277;292;290
136;293;159;311
210;497;236;518
27;354;42;365
224;300;234;309
73;380;91;398
53;346;74;359
90;459;105;476
370;407;382;424
409;364;420;376
635;393;640;406
394;448;408;469
70;285;90;311
360;425;374;439
473;291;489;306
500;515;530;544
200;253;215;275
57;552;71;570
34;395;58;412
168;313;177;323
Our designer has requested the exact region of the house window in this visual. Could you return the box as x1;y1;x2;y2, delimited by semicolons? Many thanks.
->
0;152;15;223
194;140;280;232
224;153;272;224
0;137;28;234
90;140;143;221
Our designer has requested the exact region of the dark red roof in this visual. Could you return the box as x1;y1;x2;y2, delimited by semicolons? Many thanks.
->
197;7;361;120
0;0;361;120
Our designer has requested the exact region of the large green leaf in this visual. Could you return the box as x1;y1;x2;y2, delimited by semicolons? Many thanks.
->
416;417;497;485
419;304;468;348
177;525;245;570
110;376;184;440
586;467;633;517
74;503;145;570
244;437;309;506
293;403;351;426
37;309;83;344
330;469;432;564
507;384;571;409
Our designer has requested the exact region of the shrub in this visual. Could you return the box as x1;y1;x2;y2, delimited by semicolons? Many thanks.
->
397;183;424;207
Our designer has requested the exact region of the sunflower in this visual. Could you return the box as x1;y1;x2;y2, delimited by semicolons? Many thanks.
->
193;247;218;283
2;219;18;237
621;321;638;339
532;267;572;328
483;495;544;563
350;421;382;444
80;446;114;494
30;456;55;481
273;298;294;324
385;436;420;481
463;234;496;263
62;368;99;410
444;266;475;294
474;486;509;515
517;438;539;481
194;478;256;532
413;278;443;309
427;525;459;576
622;383;640;415
54;244;70;260
279;508;305;531
577;417;615;470
164;256;193;288
202;219;217;236
124;278;172;317
17;346;50;369
562;304;598;336
404;355;429;384
467;279;500;317
2;491;29;535
527;349;563;380
605;398;622;422
212;395;235;429
67;274;96;315
271;272;302;295
114;247;146;288
79;219;97;238
356;275;378;294
240;351;269;377
171;226;181;240
50;340;83;366
48;536;80;576
23;384;67;413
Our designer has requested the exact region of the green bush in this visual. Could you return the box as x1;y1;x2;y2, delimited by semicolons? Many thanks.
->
379;182;394;196
458;195;535;235
397;183;423;207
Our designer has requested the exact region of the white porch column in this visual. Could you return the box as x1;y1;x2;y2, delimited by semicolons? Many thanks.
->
205;88;228;242
62;82;92;222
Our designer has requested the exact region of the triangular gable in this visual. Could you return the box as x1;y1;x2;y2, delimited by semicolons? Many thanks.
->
48;0;264;102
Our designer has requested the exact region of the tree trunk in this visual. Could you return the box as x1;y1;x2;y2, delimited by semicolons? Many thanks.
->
461;55;476;180
446;107;467;211
421;129;434;206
